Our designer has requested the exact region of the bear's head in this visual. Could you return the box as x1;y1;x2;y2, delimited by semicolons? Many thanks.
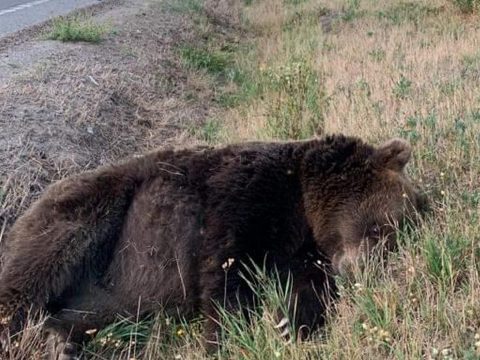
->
301;135;426;276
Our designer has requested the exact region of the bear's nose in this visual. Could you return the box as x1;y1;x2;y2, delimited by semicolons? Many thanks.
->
331;247;366;279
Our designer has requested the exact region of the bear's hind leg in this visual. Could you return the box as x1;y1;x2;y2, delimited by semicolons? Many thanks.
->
0;170;134;347
45;329;80;360
44;288;120;360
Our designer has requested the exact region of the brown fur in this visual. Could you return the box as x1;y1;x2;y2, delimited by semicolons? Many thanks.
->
0;135;425;358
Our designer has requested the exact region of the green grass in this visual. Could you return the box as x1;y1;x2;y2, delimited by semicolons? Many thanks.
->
342;0;363;21
47;17;107;43
180;46;231;74
191;118;224;145
376;2;442;25
174;0;480;357
11;0;480;358
263;59;327;139
393;75;412;99
166;0;203;13
451;0;480;13
86;317;153;354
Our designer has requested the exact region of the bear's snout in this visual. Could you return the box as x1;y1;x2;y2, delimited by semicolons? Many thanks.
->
331;246;365;277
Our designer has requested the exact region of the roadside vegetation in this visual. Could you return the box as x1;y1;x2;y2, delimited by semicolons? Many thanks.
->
2;0;480;358
147;0;480;358
47;16;108;43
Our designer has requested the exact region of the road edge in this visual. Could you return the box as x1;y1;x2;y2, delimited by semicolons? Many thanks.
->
0;0;123;53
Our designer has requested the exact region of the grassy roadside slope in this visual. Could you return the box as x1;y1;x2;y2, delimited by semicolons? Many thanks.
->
153;0;480;359
1;0;480;358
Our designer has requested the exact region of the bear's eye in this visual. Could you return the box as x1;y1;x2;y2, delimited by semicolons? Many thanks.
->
368;225;381;238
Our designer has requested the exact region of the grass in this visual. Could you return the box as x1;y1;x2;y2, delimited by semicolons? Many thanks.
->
4;0;480;358
180;46;231;75
376;2;443;25
189;118;224;145
263;59;326;139
451;0;480;13
47;17;108;43
164;0;480;358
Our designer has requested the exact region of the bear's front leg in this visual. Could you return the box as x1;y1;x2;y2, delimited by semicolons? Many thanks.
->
199;256;252;353
286;254;338;341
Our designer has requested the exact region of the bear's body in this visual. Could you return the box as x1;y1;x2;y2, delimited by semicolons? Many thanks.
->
0;135;424;358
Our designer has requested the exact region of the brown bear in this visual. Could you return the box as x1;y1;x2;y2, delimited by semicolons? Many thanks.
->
0;135;425;359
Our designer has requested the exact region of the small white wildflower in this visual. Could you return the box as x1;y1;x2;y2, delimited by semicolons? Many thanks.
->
353;283;363;291
222;258;235;270
441;348;452;356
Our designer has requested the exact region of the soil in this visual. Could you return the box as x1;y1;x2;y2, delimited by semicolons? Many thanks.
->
0;0;213;232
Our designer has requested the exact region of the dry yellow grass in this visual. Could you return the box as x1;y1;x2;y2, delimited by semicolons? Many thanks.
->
189;0;480;358
2;0;480;358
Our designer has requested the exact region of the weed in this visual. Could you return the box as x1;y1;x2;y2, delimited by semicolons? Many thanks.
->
377;2;442;25
284;0;308;5
282;7;329;32
47;17;107;43
264;60;326;139
85;317;153;356
165;0;203;13
461;191;480;208
180;46;231;74
342;0;362;22
218;67;263;107
451;0;480;13
423;234;470;288
368;49;386;62
216;263;298;359
461;52;480;79
439;80;460;96
190;118;224;145
393;75;412;99
355;288;397;331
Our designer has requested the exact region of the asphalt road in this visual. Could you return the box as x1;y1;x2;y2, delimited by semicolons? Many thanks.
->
0;0;102;37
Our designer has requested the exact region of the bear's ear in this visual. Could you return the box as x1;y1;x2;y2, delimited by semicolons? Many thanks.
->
371;138;412;172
